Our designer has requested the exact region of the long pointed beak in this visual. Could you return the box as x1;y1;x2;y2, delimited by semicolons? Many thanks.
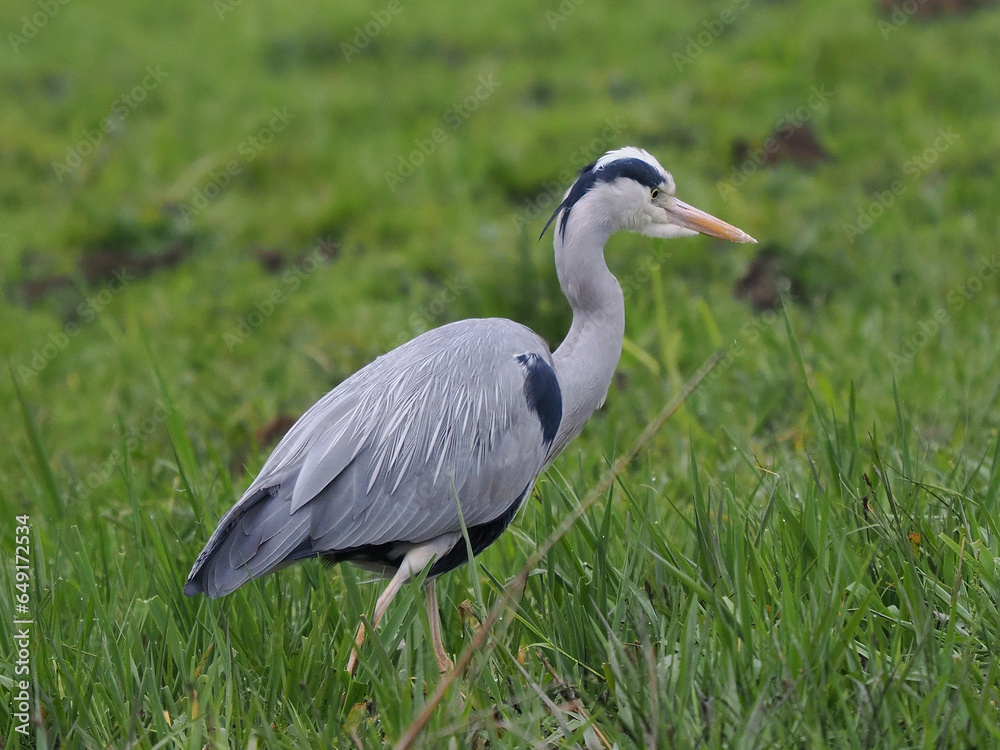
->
664;198;757;243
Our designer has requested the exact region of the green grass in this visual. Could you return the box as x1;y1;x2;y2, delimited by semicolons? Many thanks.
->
2;0;1000;746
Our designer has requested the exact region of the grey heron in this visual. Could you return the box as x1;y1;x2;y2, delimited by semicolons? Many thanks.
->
184;146;756;674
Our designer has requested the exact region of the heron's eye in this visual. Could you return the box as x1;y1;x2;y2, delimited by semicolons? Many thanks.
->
650;188;660;200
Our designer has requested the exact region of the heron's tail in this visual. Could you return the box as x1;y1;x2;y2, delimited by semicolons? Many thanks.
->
184;486;312;598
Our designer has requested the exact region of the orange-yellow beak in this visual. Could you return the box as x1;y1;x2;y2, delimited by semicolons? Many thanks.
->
663;197;757;243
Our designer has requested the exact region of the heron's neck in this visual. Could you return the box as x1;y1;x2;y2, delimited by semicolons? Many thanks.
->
550;217;625;457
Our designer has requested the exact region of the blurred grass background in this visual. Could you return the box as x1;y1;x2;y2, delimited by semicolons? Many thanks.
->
2;0;1000;747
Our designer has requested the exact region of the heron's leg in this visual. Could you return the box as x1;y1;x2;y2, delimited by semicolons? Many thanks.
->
346;565;411;675
345;534;461;675
425;580;453;673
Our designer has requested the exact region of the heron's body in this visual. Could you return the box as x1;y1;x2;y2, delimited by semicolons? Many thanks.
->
185;147;755;672
186;319;561;597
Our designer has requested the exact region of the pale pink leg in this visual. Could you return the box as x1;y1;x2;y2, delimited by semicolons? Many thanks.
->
425;580;453;673
345;534;460;675
346;565;410;675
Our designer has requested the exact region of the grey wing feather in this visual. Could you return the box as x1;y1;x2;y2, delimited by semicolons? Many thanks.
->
185;318;558;598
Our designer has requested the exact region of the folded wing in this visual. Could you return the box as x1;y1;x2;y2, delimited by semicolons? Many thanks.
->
184;318;561;597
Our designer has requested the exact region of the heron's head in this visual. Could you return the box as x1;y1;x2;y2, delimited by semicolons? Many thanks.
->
542;146;756;244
